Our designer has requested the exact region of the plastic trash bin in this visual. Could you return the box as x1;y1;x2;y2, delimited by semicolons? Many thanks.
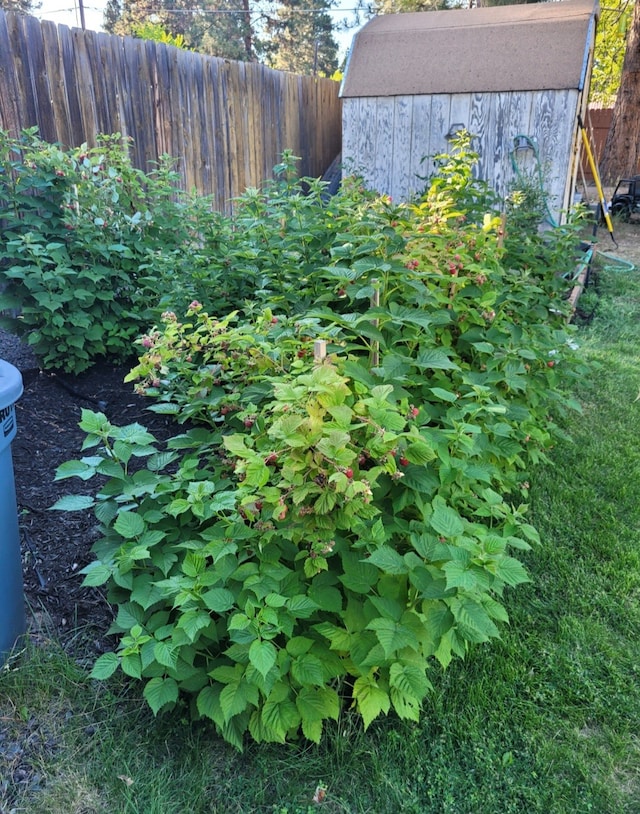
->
0;359;25;665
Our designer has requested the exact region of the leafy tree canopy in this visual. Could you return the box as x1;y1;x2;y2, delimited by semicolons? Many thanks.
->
590;0;632;107
0;0;41;13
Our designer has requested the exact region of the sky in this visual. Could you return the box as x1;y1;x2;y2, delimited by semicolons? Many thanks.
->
34;0;362;60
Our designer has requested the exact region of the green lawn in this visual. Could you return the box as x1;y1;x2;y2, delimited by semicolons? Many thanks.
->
2;257;640;814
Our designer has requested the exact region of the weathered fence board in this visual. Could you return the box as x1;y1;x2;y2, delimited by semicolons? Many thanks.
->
0;10;342;211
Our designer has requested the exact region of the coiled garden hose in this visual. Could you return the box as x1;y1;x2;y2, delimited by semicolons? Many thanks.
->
595;250;635;273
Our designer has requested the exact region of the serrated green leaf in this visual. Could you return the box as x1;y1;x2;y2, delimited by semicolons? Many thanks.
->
121;653;142;679
366;618;418;657
196;685;224;727
80;562;112;587
443;560;477;591
143;676;179;715
208;491;236;512
147;402;181;415
301;716;323;743
405;441;436;464
261;683;300;743
219;680;251;723
202;588;236;613
339;552;378;594
449;596;500;643
89;652;119;680
95;500;118;526
113;511;145;539
291;653;324;687
389;662;432;699
417;349;459;370
494;556;530;587
364;546;407;575
390;685;421;721
429;387;458;402
249;640;277;678
54;459;95;481
430;503;464;538
50;494;95;512
154;641;179;670
286;595;318;618
245;459;270;488
352;674;390;730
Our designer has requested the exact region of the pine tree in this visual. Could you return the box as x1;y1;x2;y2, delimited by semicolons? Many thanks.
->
266;0;339;75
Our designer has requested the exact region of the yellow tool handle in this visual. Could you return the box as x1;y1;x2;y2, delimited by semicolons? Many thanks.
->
578;115;615;239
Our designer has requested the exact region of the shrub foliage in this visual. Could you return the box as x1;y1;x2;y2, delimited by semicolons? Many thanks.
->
46;135;588;748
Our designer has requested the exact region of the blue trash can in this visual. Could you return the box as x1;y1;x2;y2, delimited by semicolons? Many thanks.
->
0;359;25;665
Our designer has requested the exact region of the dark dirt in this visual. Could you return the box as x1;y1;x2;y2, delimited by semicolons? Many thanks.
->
1;338;176;656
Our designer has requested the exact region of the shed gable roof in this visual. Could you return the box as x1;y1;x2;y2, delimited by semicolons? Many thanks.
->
340;0;599;98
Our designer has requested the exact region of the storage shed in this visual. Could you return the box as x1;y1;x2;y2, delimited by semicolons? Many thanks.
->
340;0;599;223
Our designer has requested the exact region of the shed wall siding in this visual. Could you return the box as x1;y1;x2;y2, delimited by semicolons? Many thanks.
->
342;89;580;221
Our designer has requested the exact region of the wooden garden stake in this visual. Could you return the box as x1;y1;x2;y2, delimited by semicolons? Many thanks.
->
371;279;380;368
314;339;327;364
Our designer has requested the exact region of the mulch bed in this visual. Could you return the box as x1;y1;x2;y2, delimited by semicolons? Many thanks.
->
1;334;175;655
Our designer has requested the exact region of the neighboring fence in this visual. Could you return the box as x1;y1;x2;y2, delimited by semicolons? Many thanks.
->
0;11;342;211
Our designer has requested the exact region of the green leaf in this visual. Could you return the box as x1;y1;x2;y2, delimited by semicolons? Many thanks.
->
249;640;277;678
364;546;407;575
339;552;378;594
178;610;213;641
202;588;236;613
95;500;118;526
429;387;458;402
450;597;500;643
219;680;253;723
261;683;300;743
296;686;339;742
366;618;419;658
50;494;95;511
208;491;236;512
416;349;459;370
113;511;145;539
443;560;477;591
291;653;324;687
352;674;390;730
54;459;95;481
389;662;432;700
80;562;112;587
121;653;142;679
143;676;179;715
89;652;120;680
494;556;530;587
153;641;179;670
405;441;436;464
429;502;464;538
245;459;270;488
286;595;319;618
196;685;224;727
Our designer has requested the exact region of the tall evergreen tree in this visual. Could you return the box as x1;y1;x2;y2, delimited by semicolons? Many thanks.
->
266;0;339;75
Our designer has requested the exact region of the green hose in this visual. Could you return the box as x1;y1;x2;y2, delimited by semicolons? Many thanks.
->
596;250;635;272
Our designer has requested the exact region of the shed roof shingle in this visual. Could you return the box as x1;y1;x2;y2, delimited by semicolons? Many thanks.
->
340;0;599;98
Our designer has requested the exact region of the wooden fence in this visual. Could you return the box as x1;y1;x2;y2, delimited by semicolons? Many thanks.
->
0;11;342;211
